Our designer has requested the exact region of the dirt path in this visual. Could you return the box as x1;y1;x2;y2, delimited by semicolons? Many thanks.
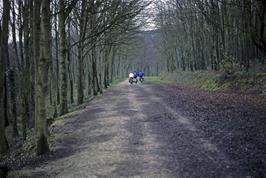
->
25;80;265;178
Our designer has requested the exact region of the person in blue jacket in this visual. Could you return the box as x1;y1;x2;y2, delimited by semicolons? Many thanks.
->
138;70;144;78
133;70;138;79
138;70;144;82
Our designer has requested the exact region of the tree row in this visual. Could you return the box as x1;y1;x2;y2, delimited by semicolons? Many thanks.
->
0;0;149;155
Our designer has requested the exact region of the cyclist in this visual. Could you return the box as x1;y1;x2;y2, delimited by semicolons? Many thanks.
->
138;70;144;82
128;72;134;84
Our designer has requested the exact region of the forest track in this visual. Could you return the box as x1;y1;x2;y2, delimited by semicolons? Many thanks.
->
21;80;266;177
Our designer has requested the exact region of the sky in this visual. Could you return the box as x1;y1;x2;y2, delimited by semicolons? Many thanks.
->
140;1;158;31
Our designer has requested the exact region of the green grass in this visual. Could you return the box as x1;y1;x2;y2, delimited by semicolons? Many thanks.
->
7;170;32;178
156;70;221;91
147;70;266;94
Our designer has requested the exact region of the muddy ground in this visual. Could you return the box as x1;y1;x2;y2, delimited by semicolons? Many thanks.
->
2;80;266;178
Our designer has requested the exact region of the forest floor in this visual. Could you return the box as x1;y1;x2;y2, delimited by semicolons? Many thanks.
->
5;78;266;178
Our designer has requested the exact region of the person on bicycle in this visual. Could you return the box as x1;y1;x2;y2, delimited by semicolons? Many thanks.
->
138;70;144;78
133;70;138;79
138;70;144;82
128;72;134;84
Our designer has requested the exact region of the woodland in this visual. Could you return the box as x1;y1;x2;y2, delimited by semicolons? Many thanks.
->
0;0;266;175
155;0;266;72
0;0;150;155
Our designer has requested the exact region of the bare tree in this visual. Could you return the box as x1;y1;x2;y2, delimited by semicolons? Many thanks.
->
0;0;10;155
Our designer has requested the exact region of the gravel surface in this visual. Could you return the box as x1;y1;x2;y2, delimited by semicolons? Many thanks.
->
5;80;266;178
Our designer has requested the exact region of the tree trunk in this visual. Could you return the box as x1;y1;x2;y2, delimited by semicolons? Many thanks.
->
0;0;10;155
67;18;74;104
54;0;60;105
59;0;68;115
29;0;35;128
22;0;31;140
10;0;20;137
77;45;84;104
110;48;116;83
10;69;19;137
36;0;51;155
77;0;87;104
87;59;92;96
92;47;98;96
33;0;41;131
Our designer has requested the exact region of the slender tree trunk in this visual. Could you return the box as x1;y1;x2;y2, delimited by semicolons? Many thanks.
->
0;0;10;155
50;0;58;117
22;0;31;140
54;0;60;105
77;45;84;104
59;0;68;115
104;63;108;89
10;0;20;136
33;0;41;131
10;69;19;137
36;0;51;155
29;0;35;128
77;0;87;104
67;18;74;104
68;50;74;104
110;48;115;83
87;57;92;96
92;46;98;96
104;47;110;89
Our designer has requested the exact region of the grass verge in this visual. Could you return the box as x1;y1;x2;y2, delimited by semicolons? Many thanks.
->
146;71;266;95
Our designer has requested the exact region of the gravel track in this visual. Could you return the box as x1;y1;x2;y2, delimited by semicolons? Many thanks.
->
16;80;266;178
